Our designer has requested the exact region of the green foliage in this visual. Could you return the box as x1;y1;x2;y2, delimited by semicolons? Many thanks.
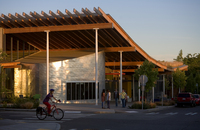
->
129;102;156;109
2;101;7;108
134;60;159;92
185;73;196;93
0;51;7;61
165;75;170;90
182;53;200;93
173;68;187;90
174;49;183;62
11;96;39;109
0;51;9;99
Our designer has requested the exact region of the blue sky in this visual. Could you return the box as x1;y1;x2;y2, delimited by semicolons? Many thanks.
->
0;0;199;61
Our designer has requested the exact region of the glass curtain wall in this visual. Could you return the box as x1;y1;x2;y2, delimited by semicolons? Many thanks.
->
66;82;98;101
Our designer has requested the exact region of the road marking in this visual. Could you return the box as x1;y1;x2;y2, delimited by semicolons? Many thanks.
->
165;112;178;115
23;118;37;120
146;112;159;115
61;119;72;121
125;111;138;113
185;112;197;115
65;111;81;113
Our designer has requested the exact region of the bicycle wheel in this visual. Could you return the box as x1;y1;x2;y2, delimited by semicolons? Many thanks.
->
53;108;64;120
36;108;47;120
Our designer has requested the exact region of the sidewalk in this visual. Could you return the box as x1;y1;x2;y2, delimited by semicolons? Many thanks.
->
0;119;60;130
0;102;175;113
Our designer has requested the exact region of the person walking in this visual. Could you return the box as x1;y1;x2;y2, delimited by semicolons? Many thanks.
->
114;89;119;107
119;89;127;108
101;89;106;109
125;90;127;107
107;89;111;109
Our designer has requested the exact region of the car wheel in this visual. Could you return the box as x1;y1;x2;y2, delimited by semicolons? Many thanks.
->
191;103;193;107
177;103;180;107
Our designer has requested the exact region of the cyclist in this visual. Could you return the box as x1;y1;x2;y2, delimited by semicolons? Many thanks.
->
43;89;58;116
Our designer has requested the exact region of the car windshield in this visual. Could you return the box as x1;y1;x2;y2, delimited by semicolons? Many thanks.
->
178;94;190;97
193;95;199;98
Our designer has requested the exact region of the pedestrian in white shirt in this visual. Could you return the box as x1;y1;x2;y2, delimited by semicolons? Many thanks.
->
107;89;111;109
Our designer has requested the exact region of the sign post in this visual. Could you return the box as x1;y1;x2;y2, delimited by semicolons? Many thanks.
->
139;75;148;110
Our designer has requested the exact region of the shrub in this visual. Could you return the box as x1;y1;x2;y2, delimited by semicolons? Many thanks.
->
155;100;176;106
2;101;7;108
12;96;39;109
129;102;156;109
20;102;34;109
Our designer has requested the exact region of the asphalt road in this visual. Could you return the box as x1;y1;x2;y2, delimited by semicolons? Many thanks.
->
0;105;200;130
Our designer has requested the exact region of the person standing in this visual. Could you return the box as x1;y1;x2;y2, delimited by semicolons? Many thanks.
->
114;89;119;107
107;89;111;109
119;89;127;108
101;89;106;109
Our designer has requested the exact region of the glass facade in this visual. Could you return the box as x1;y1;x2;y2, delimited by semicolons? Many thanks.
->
66;82;99;101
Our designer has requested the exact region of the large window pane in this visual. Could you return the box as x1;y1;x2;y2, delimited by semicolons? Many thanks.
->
85;83;89;99
77;83;80;100
67;83;71;100
93;83;95;99
89;83;93;99
81;83;84;100
72;83;75;100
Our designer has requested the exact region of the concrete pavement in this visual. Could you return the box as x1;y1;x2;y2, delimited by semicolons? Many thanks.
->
0;102;175;113
0;119;60;130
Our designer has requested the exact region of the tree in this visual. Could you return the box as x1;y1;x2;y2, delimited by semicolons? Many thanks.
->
183;53;200;93
0;51;8;98
174;49;183;62
134;60;159;92
185;73;196;93
195;72;200;93
172;68;187;92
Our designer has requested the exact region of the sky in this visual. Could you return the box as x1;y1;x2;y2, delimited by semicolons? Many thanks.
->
0;0;199;61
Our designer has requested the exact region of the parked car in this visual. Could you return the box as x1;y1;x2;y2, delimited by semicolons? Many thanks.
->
177;92;196;107
193;94;200;105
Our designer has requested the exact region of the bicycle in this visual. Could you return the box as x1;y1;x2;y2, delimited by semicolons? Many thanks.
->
36;99;64;120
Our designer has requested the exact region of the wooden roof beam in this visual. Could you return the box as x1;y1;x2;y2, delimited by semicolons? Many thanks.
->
103;47;135;52
3;23;113;34
85;8;98;23
41;11;56;25
8;13;26;27
56;32;80;48
73;9;86;24
65;9;79;24
81;8;95;23
15;13;33;27
23;12;39;26
30;11;49;26
105;62;143;66
49;10;64;25
113;68;165;72
57;10;71;25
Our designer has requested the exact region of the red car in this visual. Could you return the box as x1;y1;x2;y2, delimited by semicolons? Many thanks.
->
177;92;196;107
193;94;200;105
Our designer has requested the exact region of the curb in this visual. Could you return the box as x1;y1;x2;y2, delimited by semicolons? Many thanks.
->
0;108;35;112
145;105;175;112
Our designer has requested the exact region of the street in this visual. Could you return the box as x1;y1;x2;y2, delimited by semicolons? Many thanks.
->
0;105;200;130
